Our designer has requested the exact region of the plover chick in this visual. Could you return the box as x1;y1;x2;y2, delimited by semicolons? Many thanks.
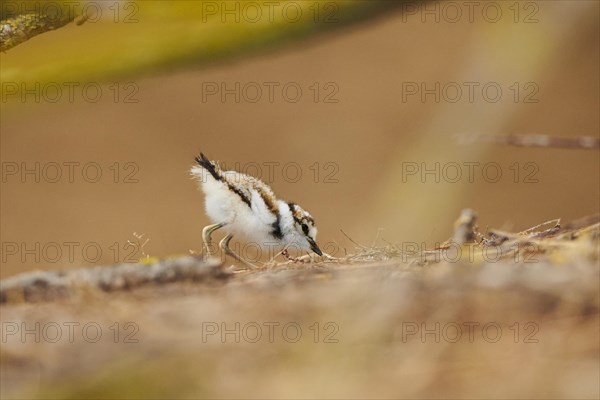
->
191;152;322;268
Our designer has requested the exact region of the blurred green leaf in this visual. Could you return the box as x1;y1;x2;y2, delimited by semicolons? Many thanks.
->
1;0;405;98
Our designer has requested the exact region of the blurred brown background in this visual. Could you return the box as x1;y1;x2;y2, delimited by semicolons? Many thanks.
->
1;0;599;278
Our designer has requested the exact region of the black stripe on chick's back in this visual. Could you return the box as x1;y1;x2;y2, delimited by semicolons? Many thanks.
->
195;152;252;208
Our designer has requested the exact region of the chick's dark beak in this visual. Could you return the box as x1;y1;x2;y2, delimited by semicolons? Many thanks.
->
307;237;323;256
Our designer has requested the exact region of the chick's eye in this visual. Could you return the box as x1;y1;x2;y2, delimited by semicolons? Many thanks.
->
301;223;309;235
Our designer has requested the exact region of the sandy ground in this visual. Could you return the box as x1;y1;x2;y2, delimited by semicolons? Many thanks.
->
1;258;598;399
1;215;599;399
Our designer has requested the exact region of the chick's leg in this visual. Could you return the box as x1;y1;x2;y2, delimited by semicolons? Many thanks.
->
219;234;257;269
202;222;226;256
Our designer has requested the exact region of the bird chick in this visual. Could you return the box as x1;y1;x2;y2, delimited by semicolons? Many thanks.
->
191;153;322;267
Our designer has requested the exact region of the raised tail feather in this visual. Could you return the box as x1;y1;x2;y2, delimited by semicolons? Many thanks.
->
194;152;221;181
